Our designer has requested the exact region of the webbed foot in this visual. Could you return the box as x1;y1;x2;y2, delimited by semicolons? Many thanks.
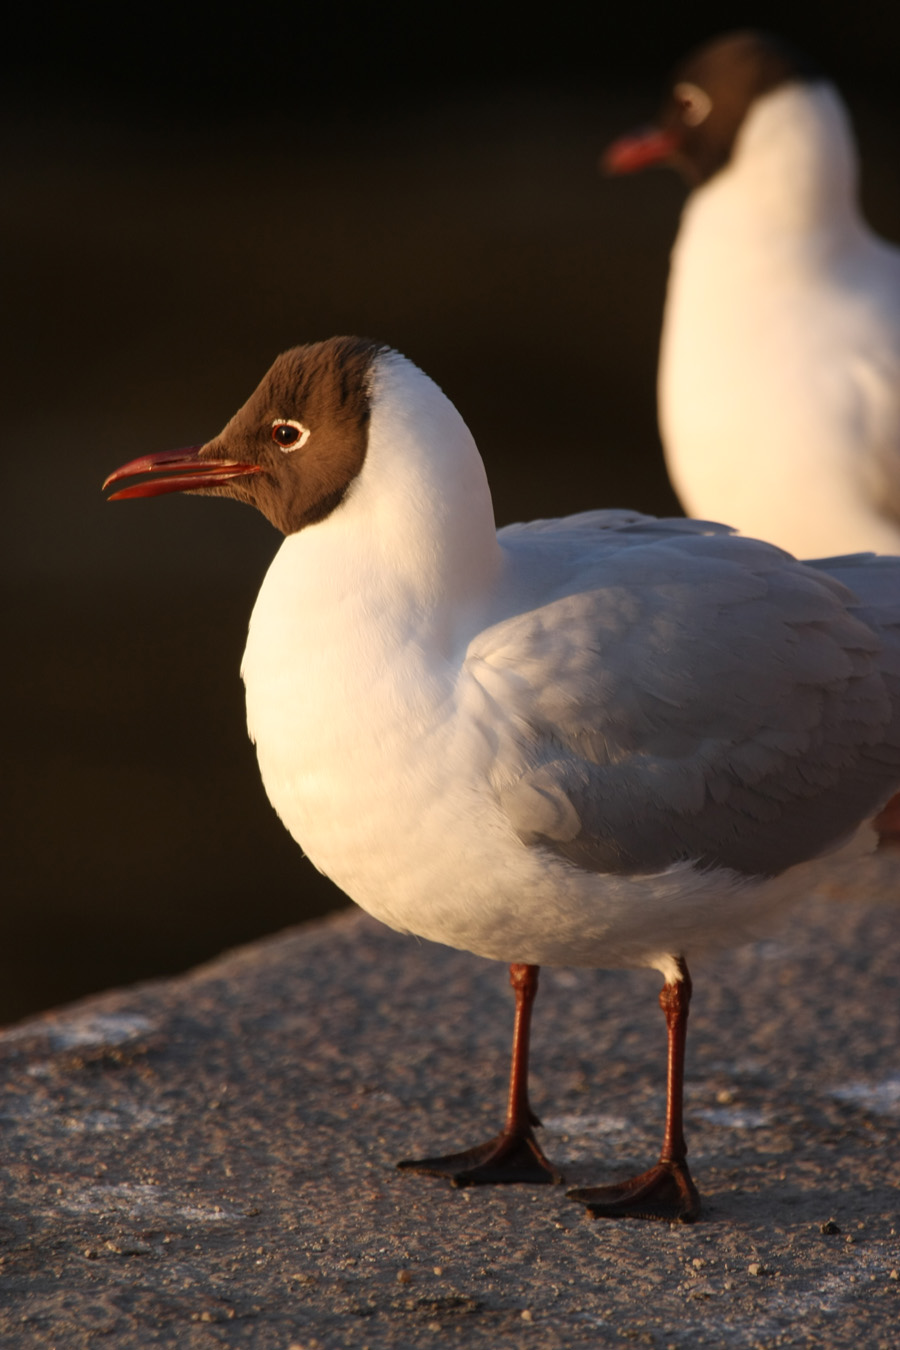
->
567;1159;700;1222
398;1125;563;1187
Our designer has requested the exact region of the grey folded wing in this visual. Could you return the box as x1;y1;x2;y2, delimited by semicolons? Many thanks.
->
463;525;900;878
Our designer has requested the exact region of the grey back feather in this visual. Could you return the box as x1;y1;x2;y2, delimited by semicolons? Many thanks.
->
464;514;900;878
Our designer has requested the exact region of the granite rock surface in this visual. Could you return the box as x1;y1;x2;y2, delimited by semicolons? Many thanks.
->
2;897;899;1347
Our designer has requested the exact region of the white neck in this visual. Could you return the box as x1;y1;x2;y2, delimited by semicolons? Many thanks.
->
684;82;862;257
342;349;503;639
240;352;504;893
243;352;503;712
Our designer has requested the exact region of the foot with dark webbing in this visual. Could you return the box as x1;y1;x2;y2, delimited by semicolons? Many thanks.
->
568;1159;699;1221
397;963;564;1186
568;958;701;1222
396;1112;560;1186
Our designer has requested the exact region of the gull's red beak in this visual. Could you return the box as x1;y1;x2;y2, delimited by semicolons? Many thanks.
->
103;447;264;500
601;126;682;175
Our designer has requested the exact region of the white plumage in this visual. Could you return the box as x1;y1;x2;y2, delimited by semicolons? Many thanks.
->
661;85;900;556
242;351;900;974
105;335;900;1219
608;31;900;558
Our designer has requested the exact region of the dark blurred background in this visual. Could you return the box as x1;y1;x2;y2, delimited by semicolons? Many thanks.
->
3;2;899;1024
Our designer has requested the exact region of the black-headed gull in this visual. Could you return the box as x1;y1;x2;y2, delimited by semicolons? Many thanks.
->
105;337;900;1221
605;30;900;558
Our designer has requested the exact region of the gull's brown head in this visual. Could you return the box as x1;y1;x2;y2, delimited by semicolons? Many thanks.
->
602;30;822;187
104;336;386;534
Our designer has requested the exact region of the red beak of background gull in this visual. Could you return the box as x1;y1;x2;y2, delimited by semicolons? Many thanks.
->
103;447;264;500
601;126;681;175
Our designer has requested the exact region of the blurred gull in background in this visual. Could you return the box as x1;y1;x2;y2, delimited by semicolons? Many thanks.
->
605;30;900;558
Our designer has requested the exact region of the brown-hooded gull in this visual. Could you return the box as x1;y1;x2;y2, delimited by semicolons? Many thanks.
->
104;337;900;1221
604;30;900;558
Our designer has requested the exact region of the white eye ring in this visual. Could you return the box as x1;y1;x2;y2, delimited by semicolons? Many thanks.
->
271;418;311;452
674;81;713;127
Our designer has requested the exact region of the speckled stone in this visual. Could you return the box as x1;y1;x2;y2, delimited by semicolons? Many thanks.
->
1;893;898;1348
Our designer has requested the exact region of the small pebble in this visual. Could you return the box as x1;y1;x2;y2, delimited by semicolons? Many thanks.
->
821;1220;841;1235
889;1270;899;1281
396;1269;413;1284
433;1266;443;1276
521;1309;533;1321
748;1262;763;1277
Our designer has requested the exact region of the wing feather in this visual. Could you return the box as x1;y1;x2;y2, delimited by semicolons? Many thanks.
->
462;520;900;877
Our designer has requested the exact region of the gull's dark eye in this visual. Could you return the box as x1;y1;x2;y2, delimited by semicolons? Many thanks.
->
271;419;311;452
673;81;712;128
